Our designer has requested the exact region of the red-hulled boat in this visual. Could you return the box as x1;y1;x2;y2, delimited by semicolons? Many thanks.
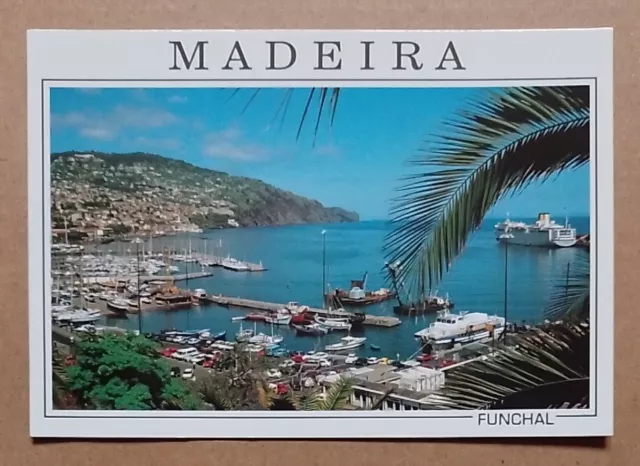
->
245;313;267;322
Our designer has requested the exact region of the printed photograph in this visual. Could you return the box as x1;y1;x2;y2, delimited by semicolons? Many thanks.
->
48;85;591;413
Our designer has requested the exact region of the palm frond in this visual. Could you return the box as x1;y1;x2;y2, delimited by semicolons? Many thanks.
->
319;376;355;411
384;86;590;293
255;379;275;410
370;387;396;410
230;88;340;144
285;389;323;411
545;252;590;321
195;377;232;410
423;321;590;410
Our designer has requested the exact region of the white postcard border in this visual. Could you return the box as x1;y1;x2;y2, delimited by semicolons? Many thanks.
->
27;29;613;438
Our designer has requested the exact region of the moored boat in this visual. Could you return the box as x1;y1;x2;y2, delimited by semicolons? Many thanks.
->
265;311;292;326
325;335;367;352
414;309;506;351
314;315;352;331
106;298;130;313
292;323;329;336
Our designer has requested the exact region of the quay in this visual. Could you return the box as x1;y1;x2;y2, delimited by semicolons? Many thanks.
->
203;294;401;328
84;271;213;285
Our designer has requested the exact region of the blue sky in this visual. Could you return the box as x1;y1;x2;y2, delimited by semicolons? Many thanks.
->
50;87;590;220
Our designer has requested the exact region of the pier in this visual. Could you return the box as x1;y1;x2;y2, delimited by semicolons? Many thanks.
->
203;294;401;328
84;271;213;285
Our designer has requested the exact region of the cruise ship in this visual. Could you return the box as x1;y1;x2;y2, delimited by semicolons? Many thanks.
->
494;212;577;248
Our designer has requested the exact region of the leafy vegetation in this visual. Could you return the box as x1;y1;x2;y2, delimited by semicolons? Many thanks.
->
64;333;200;410
384;86;590;294
422;320;590;410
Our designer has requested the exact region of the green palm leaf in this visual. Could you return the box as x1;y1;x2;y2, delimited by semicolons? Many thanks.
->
545;252;590;321
231;88;340;145
384;86;590;293
318;376;354;411
423;321;589;410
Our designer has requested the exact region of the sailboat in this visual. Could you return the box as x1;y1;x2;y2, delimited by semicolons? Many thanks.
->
249;321;284;345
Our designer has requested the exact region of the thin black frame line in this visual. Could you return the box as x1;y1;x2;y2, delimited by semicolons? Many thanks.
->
44;77;598;83
40;77;599;420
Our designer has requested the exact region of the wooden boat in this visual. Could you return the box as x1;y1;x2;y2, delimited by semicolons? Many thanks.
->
325;273;395;307
265;311;292;325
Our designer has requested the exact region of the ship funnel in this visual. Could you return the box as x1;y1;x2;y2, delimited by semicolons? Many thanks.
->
537;212;551;226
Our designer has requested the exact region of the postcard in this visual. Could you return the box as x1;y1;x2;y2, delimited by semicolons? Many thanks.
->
27;28;613;438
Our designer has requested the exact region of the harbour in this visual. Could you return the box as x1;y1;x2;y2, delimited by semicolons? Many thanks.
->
52;216;590;362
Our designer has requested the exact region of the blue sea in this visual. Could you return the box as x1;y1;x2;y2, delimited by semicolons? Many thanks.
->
100;217;590;360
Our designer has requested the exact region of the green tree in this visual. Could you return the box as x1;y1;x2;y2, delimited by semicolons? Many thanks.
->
65;333;200;410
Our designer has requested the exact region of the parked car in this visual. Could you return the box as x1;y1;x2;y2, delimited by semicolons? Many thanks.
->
345;354;358;364
186;337;200;345
366;357;380;365
265;368;282;379
318;359;332;368
189;354;206;365
290;354;305;364
304;351;329;362
181;368;195;380
354;357;369;367
170;367;181;378
159;347;177;357
279;359;296;369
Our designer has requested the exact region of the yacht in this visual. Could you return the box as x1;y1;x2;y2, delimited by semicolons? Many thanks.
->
325;336;367;352
314;315;352;331
249;333;284;345
221;257;250;272
414;309;506;350
106;298;130;313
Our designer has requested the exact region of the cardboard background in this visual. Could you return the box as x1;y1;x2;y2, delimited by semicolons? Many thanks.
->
0;1;635;464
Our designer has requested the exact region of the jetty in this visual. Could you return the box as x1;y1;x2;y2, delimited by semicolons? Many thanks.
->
203;294;401;328
84;271;213;285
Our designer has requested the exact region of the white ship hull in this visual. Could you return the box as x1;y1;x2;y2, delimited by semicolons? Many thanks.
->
495;228;577;247
494;213;578;248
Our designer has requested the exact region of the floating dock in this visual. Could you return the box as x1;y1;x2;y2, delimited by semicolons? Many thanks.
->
203;294;401;328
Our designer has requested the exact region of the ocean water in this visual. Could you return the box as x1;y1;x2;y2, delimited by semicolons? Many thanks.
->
100;217;590;360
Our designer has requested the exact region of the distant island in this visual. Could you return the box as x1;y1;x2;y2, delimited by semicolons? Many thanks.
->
50;151;359;238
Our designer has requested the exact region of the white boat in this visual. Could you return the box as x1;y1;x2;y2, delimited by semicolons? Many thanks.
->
236;325;254;342
127;299;140;308
265;311;292;325
314;315;352;331
325;336;367;352
414;309;506;350
106;298;130;313
55;308;102;324
193;288;207;299
249;333;284;345
221;257;250;272
494;212;577;248
231;316;246;322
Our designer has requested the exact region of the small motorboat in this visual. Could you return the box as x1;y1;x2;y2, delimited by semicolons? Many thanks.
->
231;316;246;322
370;344;381;351
325;336;367;352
